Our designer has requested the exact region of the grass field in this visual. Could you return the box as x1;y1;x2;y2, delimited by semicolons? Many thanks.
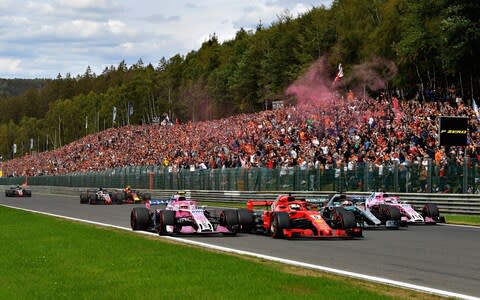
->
0;206;440;300
443;214;480;226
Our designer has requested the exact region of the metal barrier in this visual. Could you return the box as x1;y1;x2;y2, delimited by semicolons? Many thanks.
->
6;185;479;215
1;159;480;194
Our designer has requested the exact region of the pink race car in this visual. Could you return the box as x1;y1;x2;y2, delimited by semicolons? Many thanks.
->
365;192;445;225
130;193;253;235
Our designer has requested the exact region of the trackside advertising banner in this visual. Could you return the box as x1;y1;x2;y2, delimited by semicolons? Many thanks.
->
439;116;468;146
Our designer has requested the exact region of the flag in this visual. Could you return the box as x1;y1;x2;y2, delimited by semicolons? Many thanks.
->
473;98;478;115
85;116;88;129
112;106;117;122
333;63;344;84
30;138;33;150
13;144;17;154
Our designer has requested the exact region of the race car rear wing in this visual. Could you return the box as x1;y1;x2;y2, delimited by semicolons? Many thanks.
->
246;200;274;211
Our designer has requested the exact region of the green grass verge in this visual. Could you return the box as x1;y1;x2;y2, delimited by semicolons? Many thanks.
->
0;206;438;300
443;214;480;226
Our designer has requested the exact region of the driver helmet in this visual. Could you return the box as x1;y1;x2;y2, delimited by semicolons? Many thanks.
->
342;200;353;207
289;203;301;210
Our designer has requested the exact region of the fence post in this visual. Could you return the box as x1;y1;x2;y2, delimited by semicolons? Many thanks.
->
427;158;432;193
463;154;469;193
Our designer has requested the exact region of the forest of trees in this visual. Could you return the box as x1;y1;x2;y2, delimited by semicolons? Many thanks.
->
0;0;478;160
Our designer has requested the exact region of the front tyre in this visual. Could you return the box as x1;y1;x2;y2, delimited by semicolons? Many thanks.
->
422;203;439;218
270;212;291;239
158;210;175;235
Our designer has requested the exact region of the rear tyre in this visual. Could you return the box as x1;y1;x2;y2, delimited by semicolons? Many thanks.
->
88;194;96;205
80;192;89;204
237;208;253;225
24;190;32;197
130;207;150;230
237;208;254;233
270;212;291;238
113;192;124;204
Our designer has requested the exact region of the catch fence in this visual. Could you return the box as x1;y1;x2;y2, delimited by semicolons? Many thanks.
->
1;159;479;194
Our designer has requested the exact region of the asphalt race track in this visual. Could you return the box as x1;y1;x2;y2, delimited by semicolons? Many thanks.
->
1;192;479;298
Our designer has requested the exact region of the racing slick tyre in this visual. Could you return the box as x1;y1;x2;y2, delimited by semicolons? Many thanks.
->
422;203;439;218
386;205;401;221
88;193;97;205
220;210;239;226
5;190;12;197
24;190;32;197
333;207;356;229
237;208;253;225
130;207;150;231
376;204;400;224
270;212;291;239
158;210;175;235
237;208;254;233
80;192;89;204
112;192;124;204
220;210;240;234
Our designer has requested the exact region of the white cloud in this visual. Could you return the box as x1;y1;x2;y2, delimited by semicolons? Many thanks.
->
0;58;22;73
0;0;332;79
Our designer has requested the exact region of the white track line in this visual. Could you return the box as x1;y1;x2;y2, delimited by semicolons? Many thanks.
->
1;204;479;300
439;223;480;229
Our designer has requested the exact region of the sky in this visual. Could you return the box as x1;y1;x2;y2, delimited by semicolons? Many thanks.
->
0;0;332;79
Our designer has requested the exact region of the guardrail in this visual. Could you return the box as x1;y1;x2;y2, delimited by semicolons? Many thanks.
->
6;185;479;215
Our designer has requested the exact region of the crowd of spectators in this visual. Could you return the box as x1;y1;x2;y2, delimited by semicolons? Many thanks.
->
2;93;479;187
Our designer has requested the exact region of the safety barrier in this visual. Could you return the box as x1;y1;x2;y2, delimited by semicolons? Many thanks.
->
5;185;479;215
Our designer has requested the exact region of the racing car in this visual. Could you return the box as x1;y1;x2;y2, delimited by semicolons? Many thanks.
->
111;186;151;204
5;185;32;197
246;194;363;239
130;193;253;235
322;194;400;229
365;192;445;224
80;188;113;205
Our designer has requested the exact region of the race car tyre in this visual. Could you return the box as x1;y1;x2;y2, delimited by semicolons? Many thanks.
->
158;210;175;235
271;212;291;238
112;192;124;204
237;208;254;233
334;208;356;229
80;192;89;204
131;207;150;230
5;190;12;197
24;190;32;197
237;208;253;225
422;203;439;218
220;210;239;226
386;206;401;221
375;204;400;223
88;193;97;205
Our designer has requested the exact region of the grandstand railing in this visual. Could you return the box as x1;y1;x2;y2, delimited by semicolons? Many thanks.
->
1;159;479;194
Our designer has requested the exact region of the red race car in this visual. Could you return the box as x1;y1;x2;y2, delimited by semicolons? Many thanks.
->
246;194;362;239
